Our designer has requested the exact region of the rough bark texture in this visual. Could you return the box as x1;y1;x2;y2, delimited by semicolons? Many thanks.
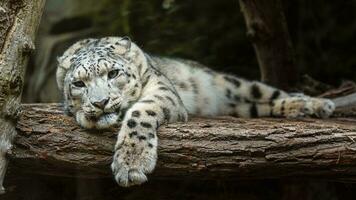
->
0;0;45;193
239;0;297;90
0;0;46;110
8;103;356;181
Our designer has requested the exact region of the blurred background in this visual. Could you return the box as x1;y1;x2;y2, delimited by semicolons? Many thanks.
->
22;0;356;103
13;0;356;199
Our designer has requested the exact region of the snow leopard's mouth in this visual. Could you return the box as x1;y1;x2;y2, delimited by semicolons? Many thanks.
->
111;102;122;112
86;101;132;121
86;105;123;120
84;111;99;118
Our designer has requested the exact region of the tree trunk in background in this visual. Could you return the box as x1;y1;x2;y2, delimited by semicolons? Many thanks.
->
0;0;46;193
239;0;298;90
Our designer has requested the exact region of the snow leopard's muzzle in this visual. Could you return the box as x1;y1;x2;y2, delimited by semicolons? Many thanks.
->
81;83;122;118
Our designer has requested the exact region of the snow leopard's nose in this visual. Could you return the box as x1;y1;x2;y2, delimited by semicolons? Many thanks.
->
92;97;110;109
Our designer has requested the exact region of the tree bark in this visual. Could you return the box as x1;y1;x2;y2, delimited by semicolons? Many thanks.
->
8;103;356;181
239;0;297;90
0;0;46;193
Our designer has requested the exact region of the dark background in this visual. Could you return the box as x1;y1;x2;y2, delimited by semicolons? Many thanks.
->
23;0;356;103
12;0;356;199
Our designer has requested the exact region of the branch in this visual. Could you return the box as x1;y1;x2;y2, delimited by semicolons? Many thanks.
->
333;93;356;108
7;103;356;181
239;0;297;90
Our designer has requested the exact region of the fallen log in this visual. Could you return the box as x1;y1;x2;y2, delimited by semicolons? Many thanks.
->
8;103;356;181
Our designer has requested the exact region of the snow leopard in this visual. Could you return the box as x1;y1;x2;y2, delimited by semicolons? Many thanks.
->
56;36;335;187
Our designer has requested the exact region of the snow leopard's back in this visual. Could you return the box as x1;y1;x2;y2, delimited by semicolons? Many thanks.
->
150;56;224;116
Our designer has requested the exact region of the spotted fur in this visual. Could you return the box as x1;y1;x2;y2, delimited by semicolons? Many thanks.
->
56;36;335;187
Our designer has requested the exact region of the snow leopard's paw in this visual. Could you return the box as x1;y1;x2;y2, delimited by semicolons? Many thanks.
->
281;97;335;118
111;117;157;187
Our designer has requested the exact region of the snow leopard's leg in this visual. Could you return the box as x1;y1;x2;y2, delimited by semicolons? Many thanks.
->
220;75;335;118
111;76;188;187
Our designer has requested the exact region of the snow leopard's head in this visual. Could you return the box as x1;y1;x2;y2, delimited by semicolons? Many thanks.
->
56;37;148;119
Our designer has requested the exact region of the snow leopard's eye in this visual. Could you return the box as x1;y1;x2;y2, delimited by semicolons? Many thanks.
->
73;81;86;88
108;69;120;79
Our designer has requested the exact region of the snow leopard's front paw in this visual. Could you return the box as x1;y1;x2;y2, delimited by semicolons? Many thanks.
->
111;118;158;187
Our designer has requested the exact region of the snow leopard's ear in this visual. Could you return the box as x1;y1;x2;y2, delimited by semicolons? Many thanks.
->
56;39;94;91
56;57;73;92
106;36;148;78
111;36;132;55
56;54;74;92
120;36;132;50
